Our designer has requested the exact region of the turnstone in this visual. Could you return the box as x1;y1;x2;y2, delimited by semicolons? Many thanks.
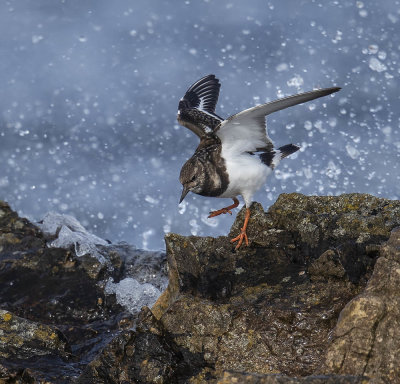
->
177;74;340;250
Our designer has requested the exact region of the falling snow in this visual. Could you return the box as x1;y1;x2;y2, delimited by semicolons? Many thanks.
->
0;0;399;251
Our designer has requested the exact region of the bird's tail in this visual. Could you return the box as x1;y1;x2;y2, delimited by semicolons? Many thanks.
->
259;144;299;169
278;144;300;159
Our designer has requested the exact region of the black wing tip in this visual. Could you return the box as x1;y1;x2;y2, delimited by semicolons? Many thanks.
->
329;86;341;93
179;74;222;114
201;74;218;81
318;86;341;95
193;74;221;90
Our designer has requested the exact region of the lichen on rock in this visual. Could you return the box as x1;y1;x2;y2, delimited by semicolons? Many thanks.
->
2;194;400;383
0;309;70;360
145;193;400;382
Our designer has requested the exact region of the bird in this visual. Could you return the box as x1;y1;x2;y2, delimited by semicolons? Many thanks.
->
176;74;340;250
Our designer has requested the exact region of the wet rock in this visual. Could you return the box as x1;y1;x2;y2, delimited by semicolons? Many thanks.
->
0;237;127;341
0;309;73;383
231;193;400;282
0;309;70;359
320;227;400;383
0;201;126;381
308;250;346;280
156;242;355;377
217;371;369;383
104;244;168;291
0;201;42;254
77;307;203;384
0;200;167;382
149;194;400;381
2;194;400;383
0;364;42;383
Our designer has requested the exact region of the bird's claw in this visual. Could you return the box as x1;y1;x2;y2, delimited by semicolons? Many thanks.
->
230;228;249;250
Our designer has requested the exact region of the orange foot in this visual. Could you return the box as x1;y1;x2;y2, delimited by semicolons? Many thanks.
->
230;207;251;250
208;197;239;218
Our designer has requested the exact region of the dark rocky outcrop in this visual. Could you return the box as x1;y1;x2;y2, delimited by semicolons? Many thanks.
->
1;194;400;383
80;193;400;383
0;309;70;362
217;371;369;384
0;200;166;383
320;227;400;382
77;307;202;384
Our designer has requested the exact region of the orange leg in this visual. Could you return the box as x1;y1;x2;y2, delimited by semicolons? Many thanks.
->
208;197;240;218
230;207;250;250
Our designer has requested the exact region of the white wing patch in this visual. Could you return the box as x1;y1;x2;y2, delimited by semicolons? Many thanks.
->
217;110;272;154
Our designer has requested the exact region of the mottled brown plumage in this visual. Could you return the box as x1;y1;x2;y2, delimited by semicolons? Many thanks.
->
179;137;229;203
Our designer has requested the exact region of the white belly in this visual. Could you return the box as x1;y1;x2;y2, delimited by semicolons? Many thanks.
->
219;150;272;207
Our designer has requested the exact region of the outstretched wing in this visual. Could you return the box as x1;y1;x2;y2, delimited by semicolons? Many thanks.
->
179;74;221;114
216;87;341;153
177;74;224;138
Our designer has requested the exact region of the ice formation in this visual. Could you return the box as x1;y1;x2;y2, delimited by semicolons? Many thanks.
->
38;212;166;313
38;212;109;262
105;277;162;314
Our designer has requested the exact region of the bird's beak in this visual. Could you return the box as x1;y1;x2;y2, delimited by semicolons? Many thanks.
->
179;186;189;204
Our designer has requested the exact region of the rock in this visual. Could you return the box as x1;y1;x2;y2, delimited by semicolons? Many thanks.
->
0;201;41;249
0;201;127;382
80;193;400;383
2;194;400;383
0;200;167;382
320;227;400;383
0;234;127;346
0;364;43;383
0;309;70;359
77;307;200;384
0;309;72;383
230;193;400;282
156;234;356;378
155;194;400;380
265;193;399;244
217;371;369;383
308;250;346;280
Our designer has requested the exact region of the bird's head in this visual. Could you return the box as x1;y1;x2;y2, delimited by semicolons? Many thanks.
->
179;157;206;203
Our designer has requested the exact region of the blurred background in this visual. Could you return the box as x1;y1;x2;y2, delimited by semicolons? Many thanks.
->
0;0;398;250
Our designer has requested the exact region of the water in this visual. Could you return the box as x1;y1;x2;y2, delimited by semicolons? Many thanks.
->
0;0;398;250
38;212;168;314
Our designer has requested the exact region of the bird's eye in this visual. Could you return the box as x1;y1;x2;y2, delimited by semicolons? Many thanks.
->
191;175;197;182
